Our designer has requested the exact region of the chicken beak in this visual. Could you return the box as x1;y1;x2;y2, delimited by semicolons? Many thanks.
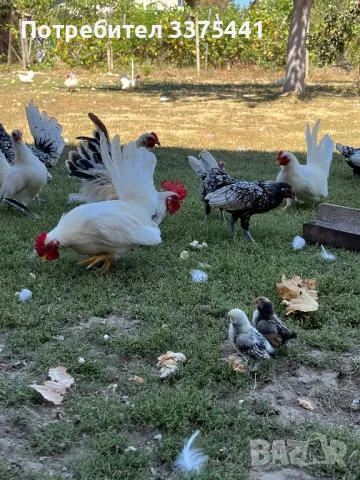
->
276;159;281;165
40;255;47;262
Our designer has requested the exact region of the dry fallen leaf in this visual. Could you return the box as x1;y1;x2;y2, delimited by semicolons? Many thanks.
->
276;274;318;315
49;366;74;388
134;375;144;384
298;399;315;411
31;382;67;406
228;354;247;373
30;366;74;406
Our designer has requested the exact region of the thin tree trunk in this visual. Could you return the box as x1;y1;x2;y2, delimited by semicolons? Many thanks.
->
284;0;314;94
19;18;27;70
195;11;200;78
7;10;15;67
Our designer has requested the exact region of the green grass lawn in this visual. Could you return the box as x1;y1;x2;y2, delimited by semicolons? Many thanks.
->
1;69;360;480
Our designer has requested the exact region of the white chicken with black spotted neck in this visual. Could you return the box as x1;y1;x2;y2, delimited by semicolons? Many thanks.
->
0;129;48;217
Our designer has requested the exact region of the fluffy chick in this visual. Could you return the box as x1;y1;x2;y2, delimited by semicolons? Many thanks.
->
252;297;297;348
228;308;275;360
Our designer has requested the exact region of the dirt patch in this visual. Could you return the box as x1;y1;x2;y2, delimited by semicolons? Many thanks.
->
67;314;141;335
249;365;360;427
0;405;78;479
218;340;360;428
250;468;332;480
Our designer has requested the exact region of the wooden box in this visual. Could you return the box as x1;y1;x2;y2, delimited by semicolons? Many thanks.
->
303;203;360;252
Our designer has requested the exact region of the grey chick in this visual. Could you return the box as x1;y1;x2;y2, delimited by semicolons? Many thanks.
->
252;297;297;348
228;308;275;360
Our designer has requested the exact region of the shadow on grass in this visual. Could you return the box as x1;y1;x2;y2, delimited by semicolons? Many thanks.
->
78;80;359;105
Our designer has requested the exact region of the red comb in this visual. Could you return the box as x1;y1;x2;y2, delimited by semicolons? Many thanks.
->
35;232;46;255
161;180;187;200
277;151;283;158
151;132;159;141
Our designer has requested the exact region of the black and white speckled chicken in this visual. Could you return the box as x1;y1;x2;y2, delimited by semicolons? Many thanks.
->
252;297;297;348
188;151;236;223
336;143;360;176
228;308;275;361
0;100;64;173
205;180;295;242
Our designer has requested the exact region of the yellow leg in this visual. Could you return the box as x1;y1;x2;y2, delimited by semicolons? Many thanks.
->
100;256;112;273
79;254;112;271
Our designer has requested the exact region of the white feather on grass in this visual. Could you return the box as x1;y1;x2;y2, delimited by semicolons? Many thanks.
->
174;431;208;475
292;236;306;250
191;270;208;283
321;245;336;260
15;289;32;302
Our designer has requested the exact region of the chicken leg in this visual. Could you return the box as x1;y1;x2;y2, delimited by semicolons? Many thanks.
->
242;229;255;243
282;198;295;211
220;208;226;223
231;215;256;243
201;202;211;224
79;254;112;272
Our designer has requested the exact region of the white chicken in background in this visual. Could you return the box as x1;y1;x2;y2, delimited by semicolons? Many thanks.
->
0;129;48;217
17;70;35;83
65;113;187;226
276;120;334;210
65;71;78;92
120;73;140;91
35;135;162;272
0;99;64;173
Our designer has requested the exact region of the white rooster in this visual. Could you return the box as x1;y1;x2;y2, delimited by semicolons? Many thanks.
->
65;113;187;226
35;135;162;272
276;120;334;209
0;129;48;217
65;71;78;92
120;73;140;91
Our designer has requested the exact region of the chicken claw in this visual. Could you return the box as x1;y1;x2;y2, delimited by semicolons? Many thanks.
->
243;230;256;244
79;254;112;272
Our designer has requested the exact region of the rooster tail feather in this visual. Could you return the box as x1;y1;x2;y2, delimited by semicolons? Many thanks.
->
306;120;334;177
318;134;335;178
99;133;158;216
88;113;110;141
335;143;345;154
188;155;207;177
25;100;64;166
174;431;208;475
199;150;219;170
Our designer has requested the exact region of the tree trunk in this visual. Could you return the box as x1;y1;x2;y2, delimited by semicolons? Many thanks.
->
284;0;314;94
7;10;15;67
